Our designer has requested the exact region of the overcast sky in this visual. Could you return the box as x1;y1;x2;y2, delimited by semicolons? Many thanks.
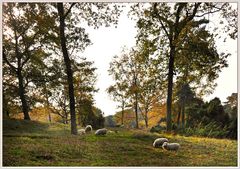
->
81;4;237;116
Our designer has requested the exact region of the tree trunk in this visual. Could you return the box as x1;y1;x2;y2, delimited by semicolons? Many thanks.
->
121;100;124;125
162;3;200;132
44;86;51;123
135;92;139;129
3;109;10;119
17;70;30;120
121;104;124;125
57;3;77;135
177;106;181;129
48;110;51;123
47;101;51;123
144;111;148;128
181;101;185;129
65;112;68;124
13;26;30;120
78;110;81;125
6;110;10;118
166;46;175;131
3;94;10;119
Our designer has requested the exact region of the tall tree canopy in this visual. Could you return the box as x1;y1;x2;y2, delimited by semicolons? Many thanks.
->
3;3;51;120
3;2;122;135
130;2;236;131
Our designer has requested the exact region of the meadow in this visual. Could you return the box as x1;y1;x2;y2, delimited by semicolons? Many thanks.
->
3;119;237;166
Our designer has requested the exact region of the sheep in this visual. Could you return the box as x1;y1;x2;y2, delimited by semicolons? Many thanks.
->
78;129;86;135
95;128;107;136
153;138;169;148
162;142;180;151
85;125;93;133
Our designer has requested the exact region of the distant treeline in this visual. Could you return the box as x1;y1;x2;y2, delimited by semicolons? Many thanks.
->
106;93;237;139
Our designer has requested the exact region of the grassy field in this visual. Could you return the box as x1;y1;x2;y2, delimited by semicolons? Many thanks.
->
2;119;238;166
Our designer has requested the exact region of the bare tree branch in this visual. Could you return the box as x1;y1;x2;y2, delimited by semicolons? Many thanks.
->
64;3;76;19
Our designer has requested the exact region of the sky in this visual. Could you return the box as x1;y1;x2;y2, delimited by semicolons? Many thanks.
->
81;4;237;116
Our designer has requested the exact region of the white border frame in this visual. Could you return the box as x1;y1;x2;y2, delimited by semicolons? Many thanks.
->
0;1;239;169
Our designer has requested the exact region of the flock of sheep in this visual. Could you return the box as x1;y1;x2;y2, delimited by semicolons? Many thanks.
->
153;138;180;151
78;125;109;135
78;125;180;151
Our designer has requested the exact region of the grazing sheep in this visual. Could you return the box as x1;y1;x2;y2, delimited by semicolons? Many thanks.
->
85;125;93;133
78;129;86;135
162;142;180;151
95;128;107;136
153;138;169;148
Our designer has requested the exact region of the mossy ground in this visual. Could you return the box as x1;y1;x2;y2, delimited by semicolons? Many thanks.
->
2;119;238;166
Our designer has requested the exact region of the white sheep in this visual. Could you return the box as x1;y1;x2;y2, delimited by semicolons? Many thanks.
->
162;142;180;151
85;125;93;133
95;128;107;136
78;129;86;135
153;138;169;148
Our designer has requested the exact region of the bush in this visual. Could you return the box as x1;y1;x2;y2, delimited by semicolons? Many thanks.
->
182;121;229;138
150;124;166;133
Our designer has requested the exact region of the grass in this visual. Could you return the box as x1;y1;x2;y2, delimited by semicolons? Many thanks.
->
2;119;238;166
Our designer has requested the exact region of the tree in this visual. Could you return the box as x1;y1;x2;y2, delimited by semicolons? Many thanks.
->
184;97;205;127
206;97;229;126
73;58;98;126
128;49;141;129
92;106;105;129
131;2;235;131
107;84;128;125
3;3;50;120
171;18;230;130
109;44;166;128
174;27;229;98
136;40;166;128
224;93;237;139
2;49;19;119
39;57;98;126
46;2;122;134
51;87;70;124
79;99;104;129
108;50;132;126
176;83;195;129
224;93;237;110
57;2;78;134
109;48;141;128
3;2;122;133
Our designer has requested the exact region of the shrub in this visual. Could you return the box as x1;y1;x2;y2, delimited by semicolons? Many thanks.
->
150;124;166;133
182;121;229;138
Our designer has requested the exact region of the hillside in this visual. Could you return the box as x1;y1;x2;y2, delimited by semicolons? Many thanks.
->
3;119;237;166
9;107;61;123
